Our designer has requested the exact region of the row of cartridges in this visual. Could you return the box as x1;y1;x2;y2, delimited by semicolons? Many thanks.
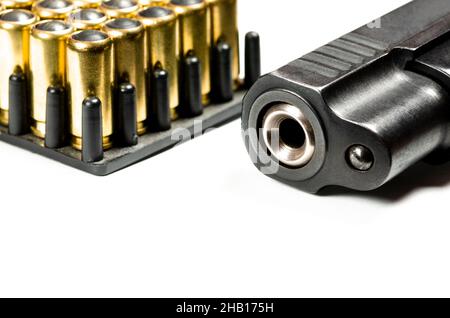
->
0;0;259;161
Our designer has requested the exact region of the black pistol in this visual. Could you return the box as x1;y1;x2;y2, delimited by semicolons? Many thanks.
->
243;0;450;193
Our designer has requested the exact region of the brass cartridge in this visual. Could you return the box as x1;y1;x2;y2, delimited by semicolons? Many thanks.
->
1;0;34;9
138;0;169;7
33;0;74;20
73;0;102;8
100;0;139;18
0;9;37;127
68;8;107;30
30;20;73;138
67;30;114;150
207;0;239;87
137;6;179;118
169;0;210;105
103;18;147;134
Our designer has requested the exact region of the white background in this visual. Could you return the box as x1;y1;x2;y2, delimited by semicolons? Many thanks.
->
2;0;448;298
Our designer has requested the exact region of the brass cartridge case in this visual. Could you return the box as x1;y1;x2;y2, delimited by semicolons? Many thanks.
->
73;0;102;8
67;30;113;150
100;0;139;18
207;0;239;87
169;0;210;104
0;9;37;127
33;0;74;20
138;0;169;7
30;20;73;138
103;18;147;134
1;0;34;9
137;6;179;118
68;8;107;30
